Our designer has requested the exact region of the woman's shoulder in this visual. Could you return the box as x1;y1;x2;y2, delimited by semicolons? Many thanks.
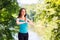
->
26;18;30;22
16;18;20;21
26;18;30;20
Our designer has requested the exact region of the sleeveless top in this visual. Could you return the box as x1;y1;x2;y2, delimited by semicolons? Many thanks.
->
17;18;28;33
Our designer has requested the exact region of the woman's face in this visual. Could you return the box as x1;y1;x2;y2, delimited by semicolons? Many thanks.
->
21;9;26;16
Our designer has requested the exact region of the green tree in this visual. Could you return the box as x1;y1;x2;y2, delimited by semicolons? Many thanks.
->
0;0;19;40
45;0;60;40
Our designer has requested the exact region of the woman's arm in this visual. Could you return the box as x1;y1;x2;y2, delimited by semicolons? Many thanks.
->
16;18;25;25
27;18;35;26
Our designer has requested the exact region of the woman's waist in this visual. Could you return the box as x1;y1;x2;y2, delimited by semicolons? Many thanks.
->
19;32;28;34
19;28;28;33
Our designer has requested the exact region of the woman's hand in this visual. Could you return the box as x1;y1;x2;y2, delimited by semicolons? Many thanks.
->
27;18;35;27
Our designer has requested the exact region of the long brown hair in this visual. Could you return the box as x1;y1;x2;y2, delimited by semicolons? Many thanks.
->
18;8;26;18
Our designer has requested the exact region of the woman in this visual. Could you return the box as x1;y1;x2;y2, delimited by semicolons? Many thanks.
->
16;8;34;40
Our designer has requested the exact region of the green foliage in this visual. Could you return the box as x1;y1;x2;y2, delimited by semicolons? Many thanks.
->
0;0;19;40
45;0;60;40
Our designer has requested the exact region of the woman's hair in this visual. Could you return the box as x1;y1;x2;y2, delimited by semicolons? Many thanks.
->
18;8;26;18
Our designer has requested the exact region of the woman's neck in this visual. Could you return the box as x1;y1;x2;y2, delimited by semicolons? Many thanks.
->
21;16;25;18
19;15;26;21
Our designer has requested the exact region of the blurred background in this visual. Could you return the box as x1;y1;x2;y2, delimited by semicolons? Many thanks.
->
0;0;60;40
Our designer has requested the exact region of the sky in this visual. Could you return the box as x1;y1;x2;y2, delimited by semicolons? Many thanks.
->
17;0;38;5
17;0;44;7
